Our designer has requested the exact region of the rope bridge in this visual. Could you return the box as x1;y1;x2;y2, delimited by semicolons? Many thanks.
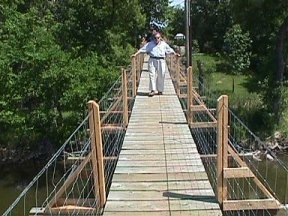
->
3;53;288;216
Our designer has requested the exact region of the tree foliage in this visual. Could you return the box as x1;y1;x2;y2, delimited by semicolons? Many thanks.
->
229;0;288;122
191;0;232;52
166;6;185;39
0;0;151;153
165;0;288;133
223;24;252;73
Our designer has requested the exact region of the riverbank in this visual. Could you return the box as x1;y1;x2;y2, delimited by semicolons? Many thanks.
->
0;142;54;165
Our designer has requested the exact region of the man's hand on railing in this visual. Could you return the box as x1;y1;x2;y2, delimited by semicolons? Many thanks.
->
133;50;141;57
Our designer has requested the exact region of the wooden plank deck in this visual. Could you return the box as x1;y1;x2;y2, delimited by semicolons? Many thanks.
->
103;57;222;216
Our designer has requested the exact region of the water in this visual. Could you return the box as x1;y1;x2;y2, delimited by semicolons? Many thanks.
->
0;161;44;215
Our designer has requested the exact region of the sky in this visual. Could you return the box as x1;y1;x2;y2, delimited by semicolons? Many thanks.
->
170;0;184;7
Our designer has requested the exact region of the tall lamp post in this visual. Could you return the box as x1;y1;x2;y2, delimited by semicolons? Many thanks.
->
185;0;192;67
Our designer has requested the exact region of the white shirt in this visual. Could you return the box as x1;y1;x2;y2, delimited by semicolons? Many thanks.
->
138;40;176;58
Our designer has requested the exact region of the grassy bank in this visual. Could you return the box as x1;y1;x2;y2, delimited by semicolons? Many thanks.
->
192;54;269;135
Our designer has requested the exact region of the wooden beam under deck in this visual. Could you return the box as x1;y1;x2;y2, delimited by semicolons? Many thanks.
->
189;122;217;128
223;199;281;211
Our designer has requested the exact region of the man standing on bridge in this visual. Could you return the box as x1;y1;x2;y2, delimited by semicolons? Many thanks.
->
135;32;180;97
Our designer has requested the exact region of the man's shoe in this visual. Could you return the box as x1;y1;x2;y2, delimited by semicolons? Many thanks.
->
148;91;156;97
158;92;163;95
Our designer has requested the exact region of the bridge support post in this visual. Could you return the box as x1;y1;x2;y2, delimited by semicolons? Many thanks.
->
168;55;174;80
136;54;141;84
216;96;282;211
141;54;144;70
131;55;137;97
176;56;180;96
88;101;106;208
122;69;129;127
187;66;193;125
216;95;228;206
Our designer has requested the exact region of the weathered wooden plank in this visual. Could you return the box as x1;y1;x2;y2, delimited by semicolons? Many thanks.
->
48;206;96;214
110;180;211;191
101;211;170;216
223;167;254;178
114;166;205;174
121;143;197;150
121;145;164;150
104;200;169;212
108;189;216;201
169;199;221;211
118;153;201;161
119;149;165;155
171;210;222;216
123;138;195;143
117;159;204;167
104;210;222;216
55;198;96;206
111;172;209;182
104;200;220;212
123;139;164;144
119;148;198;155
126;126;163;129
164;144;197;148
125;131;192;136
117;160;166;167
165;148;199;154
223;199;281;211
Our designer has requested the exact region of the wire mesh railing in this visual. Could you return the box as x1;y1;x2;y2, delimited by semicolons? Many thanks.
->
2;53;144;216
224;106;288;214
167;55;288;215
2;114;94;216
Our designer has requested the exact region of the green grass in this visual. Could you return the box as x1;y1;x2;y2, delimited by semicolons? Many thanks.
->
192;53;269;135
193;53;219;72
210;73;248;95
192;53;256;99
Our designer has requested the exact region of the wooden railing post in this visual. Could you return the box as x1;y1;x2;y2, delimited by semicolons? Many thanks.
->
176;56;180;96
169;55;174;80
122;69;128;127
171;55;173;74
136;54;141;83
187;66;193;125
88;101;106;208
216;95;228;207
131;55;137;97
141;54;144;69
135;55;138;83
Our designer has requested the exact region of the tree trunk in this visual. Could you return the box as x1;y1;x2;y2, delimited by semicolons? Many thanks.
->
274;15;288;121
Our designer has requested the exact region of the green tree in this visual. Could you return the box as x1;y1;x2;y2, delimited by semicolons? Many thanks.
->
191;0;232;52
166;6;185;39
230;1;288;123
0;6;68;148
223;24;252;73
0;3;126;151
53;0;145;60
